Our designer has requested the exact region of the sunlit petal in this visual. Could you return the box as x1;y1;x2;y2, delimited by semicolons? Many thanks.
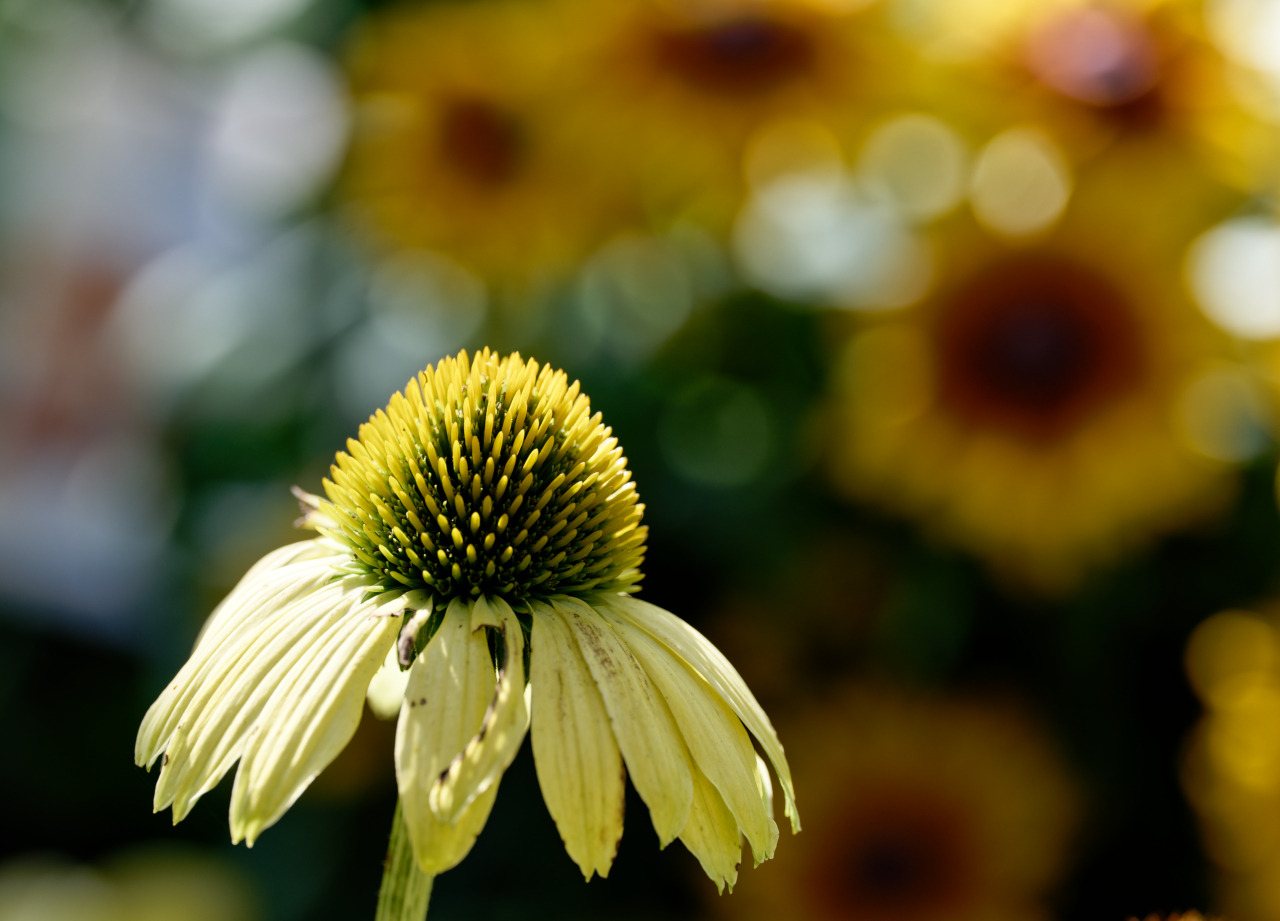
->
396;597;496;869
530;600;625;880
428;595;529;824
604;609;777;863
136;541;347;770
554;596;692;847
601;593;799;833
680;763;743;895
228;584;402;844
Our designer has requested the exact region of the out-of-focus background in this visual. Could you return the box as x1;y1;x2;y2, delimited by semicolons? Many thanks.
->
5;0;1280;918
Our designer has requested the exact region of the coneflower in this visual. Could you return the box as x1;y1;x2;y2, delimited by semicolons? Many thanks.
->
136;348;798;920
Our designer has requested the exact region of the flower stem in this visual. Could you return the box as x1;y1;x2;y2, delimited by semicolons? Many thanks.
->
376;799;433;921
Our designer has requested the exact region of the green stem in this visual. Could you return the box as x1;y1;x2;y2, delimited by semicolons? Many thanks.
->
376;799;433;921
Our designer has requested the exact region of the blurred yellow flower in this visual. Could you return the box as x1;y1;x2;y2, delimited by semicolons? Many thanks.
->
711;687;1078;921
559;0;908;230
895;0;1273;187
1184;608;1280;921
826;167;1240;590
136;350;797;899
341;1;637;284
1022;1;1272;187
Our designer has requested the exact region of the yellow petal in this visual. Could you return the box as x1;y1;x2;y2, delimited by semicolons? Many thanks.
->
156;577;372;821
553;596;692;847
190;539;357;653
602;594;800;833
366;644;411;721
396;597;496;871
401;781;501;875
603;610;778;864
680;764;742;895
229;583;402;844
136;540;345;771
428;596;530;824
194;539;342;649
755;754;774;820
530;600;625;880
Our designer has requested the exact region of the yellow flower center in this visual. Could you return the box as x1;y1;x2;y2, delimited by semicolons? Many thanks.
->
320;349;647;600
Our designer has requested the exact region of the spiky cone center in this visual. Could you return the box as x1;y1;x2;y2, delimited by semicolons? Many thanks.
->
319;349;648;602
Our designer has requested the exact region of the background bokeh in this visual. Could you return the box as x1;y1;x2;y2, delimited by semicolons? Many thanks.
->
6;0;1280;919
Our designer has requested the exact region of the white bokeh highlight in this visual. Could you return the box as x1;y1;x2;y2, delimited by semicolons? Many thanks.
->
970;127;1072;237
858;113;969;221
1207;0;1280;76
205;43;349;222
1187;216;1280;340
734;169;933;310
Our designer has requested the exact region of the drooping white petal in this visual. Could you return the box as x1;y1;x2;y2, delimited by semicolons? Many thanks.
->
428;595;530;824
228;584;402;844
553;596;692;847
530;600;625;880
601;594;800;833
602;610;778;864
366;645;411;721
680;763;743;894
402;783;501;875
154;576;393;821
755;754;774;820
193;539;349;654
396;597;498;872
136;540;347;770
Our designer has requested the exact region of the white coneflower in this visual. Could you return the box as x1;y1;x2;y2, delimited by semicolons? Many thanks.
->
136;349;798;919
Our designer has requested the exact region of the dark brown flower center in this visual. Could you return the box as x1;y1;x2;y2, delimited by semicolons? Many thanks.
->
808;788;975;921
438;98;523;187
935;255;1143;442
656;17;815;97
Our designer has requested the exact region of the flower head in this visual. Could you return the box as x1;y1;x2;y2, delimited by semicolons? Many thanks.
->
826;174;1238;590
137;349;796;891
714;688;1079;921
895;0;1264;186
319;350;645;600
555;0;903;229
341;1;636;283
